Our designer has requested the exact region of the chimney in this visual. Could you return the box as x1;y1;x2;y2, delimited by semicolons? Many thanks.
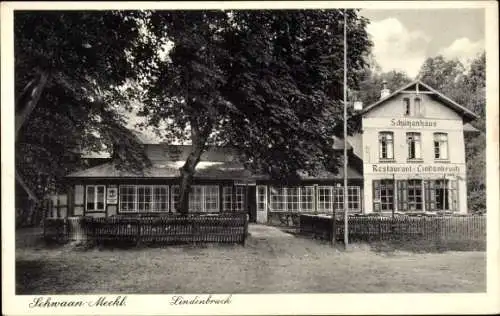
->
380;80;390;99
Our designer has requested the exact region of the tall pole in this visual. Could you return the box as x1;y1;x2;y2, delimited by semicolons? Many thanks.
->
343;9;349;248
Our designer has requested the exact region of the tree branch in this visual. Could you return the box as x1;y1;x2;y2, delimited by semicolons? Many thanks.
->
15;71;49;139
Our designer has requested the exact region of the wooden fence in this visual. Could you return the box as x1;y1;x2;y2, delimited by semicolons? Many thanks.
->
299;214;486;244
43;212;249;246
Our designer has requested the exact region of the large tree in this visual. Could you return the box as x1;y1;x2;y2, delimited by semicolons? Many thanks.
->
15;11;149;225
135;9;372;214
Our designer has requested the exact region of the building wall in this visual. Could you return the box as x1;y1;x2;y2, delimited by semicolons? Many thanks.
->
360;92;468;214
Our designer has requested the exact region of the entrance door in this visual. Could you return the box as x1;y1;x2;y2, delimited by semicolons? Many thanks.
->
247;185;257;223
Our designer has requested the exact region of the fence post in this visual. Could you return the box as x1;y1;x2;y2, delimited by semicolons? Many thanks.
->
242;214;249;246
379;218;382;241
136;219;141;246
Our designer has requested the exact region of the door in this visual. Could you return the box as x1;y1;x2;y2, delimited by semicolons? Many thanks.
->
247;185;257;223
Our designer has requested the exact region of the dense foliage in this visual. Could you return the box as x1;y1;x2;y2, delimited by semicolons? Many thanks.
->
14;11;151;226
134;10;372;212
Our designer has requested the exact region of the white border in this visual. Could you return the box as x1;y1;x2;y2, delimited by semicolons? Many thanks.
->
2;1;499;315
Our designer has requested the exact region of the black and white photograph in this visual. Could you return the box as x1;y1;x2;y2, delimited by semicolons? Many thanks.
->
2;1;499;315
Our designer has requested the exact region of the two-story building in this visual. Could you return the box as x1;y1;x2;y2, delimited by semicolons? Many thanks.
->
354;80;478;214
60;80;478;223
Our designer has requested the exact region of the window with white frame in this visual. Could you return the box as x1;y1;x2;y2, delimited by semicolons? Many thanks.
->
172;185;219;212
286;187;300;212
86;185;105;211
375;180;395;211
407;132;422;160
269;186;315;212
407;179;423;211
189;186;204;212
120;185;135;212
348;187;360;210
222;186;233;211
119;185;169;213
270;187;286;211
333;186;361;212
153;186;169;212
222;186;246;211
317;186;333;212
204;186;219;212
434;133;448;160
234;186;245;211
379;132;394;160
300;186;314;211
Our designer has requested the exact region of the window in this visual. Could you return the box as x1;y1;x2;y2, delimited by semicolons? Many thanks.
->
317;186;333;212
379;132;394;160
300;187;314;211
435;180;450;210
404;97;422;116
171;185;219;213
189;186;204;212
234;186;245;211
120;185;136;212
222;186;233;211
204;186;219;212
171;185;180;212
152;186;169;212
270;187;286;211
374;180;395;211
333;186;361;212
137;186;153;212
414;97;421;115
347;187;360;210
434;133;448;160
86;185;105;211
407;180;423;211
269;186;315;212
119;185;169;213
407;132;422;160
403;98;411;115
287;187;300;212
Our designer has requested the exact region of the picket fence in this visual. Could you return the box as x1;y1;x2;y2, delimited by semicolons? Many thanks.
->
299;214;486;244
43;212;249;246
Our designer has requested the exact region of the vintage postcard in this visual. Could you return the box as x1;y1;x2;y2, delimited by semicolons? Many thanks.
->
2;1;499;315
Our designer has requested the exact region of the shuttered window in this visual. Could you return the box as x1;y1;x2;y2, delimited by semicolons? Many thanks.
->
424;179;458;212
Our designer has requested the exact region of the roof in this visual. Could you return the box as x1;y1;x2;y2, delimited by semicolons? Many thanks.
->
251;165;363;181
66;156;363;181
66;161;252;180
359;80;479;121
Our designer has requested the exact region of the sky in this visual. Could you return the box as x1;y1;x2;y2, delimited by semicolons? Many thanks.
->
360;8;485;78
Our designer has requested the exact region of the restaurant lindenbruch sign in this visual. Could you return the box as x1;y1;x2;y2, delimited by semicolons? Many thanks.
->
371;164;463;175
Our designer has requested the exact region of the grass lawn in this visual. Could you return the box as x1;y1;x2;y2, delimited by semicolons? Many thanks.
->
15;226;485;294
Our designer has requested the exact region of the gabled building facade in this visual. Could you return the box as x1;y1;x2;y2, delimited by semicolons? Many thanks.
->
60;80;478;223
356;80;478;214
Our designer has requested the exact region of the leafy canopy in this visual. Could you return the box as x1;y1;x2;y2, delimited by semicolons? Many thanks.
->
135;10;372;180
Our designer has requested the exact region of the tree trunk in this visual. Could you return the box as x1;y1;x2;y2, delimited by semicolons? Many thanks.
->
177;143;205;214
177;120;210;215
